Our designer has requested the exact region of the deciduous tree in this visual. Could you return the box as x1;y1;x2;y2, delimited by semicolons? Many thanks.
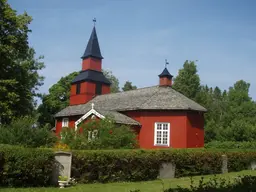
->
172;60;200;100
0;0;44;123
122;81;137;91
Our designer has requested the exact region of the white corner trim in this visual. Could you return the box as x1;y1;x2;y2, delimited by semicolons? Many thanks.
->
74;109;105;130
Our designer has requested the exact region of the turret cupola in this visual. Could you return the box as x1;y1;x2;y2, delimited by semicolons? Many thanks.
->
159;60;173;86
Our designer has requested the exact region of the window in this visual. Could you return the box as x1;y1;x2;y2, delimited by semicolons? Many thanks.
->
95;83;102;95
154;122;170;146
88;130;98;141
76;83;81;94
62;118;69;127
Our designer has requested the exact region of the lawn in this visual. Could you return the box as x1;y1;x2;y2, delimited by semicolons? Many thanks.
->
1;170;256;192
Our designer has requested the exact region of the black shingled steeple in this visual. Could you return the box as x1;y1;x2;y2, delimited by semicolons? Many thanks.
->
81;26;103;59
158;68;173;78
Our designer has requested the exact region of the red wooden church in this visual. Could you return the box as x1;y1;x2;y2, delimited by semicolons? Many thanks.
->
55;25;207;149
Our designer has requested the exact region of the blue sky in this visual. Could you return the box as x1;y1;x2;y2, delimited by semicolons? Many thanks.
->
9;0;256;100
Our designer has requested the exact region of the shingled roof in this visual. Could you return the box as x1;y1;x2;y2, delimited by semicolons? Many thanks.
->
55;85;207;118
81;26;103;59
71;70;111;85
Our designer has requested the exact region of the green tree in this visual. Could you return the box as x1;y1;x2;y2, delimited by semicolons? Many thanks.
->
37;72;78;127
0;116;56;148
122;81;137;91
38;70;120;126
172;60;200;100
102;69;120;93
60;117;138;149
0;0;44;124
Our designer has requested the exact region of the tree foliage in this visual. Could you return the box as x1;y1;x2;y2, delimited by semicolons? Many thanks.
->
172;60;200;100
60;117;138;149
37;72;78;127
173;61;256;142
102;69;120;93
122;81;137;91
0;0;44;123
0;116;57;148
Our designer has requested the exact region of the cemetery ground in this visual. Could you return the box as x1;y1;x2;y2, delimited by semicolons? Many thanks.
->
1;170;255;192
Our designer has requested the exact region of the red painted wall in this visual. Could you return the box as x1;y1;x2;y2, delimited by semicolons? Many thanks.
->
186;112;204;148
55;115;81;135
159;77;172;86
123;111;188;149
70;82;110;105
56;110;204;149
123;110;204;149
82;58;102;71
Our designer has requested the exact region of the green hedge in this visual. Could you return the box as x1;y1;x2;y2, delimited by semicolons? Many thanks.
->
205;141;256;151
227;152;256;172
71;149;224;183
1;145;256;186
0;144;55;187
0;152;4;183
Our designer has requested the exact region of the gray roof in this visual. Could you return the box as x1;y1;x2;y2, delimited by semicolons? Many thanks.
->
99;110;140;125
55;86;207;120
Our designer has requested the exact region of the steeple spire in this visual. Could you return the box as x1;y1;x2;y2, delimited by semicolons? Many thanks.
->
158;59;173;86
81;23;103;60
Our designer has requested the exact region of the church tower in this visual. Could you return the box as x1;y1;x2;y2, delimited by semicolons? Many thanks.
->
70;23;111;105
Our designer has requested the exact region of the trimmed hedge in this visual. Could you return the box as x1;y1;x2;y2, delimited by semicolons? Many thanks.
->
0;152;4;183
0;144;55;187
1;144;256;186
71;149;224;183
205;141;256;151
227;152;256;172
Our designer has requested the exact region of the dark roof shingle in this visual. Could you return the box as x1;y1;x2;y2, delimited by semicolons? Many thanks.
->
158;68;173;78
71;70;111;85
81;26;103;59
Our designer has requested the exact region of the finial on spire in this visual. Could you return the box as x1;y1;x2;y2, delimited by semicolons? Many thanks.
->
91;103;95;110
165;59;169;68
93;18;96;26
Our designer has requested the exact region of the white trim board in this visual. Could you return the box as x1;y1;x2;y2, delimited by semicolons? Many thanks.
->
74;109;105;130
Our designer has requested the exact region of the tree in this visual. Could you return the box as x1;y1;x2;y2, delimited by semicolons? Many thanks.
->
0;0;44;124
122;81;137;91
203;80;256;142
37;72;78;127
102;69;120;93
172;60;200;100
38;70;120;126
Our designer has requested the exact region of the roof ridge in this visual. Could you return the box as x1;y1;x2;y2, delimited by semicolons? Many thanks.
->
93;85;159;98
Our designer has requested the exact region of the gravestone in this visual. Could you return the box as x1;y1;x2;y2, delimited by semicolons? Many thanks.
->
221;155;228;174
52;151;72;185
159;162;176;179
250;161;256;170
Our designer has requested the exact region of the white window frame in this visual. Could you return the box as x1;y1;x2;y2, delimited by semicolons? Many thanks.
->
154;122;170;147
88;130;98;141
62;118;69;127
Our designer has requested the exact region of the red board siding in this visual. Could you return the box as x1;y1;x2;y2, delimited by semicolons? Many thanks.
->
159;77;172;86
82;58;102;71
186;112;204;148
70;82;110;105
123;111;188;149
56;110;204;149
55;115;81;135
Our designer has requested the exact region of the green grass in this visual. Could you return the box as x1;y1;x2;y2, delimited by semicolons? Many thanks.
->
1;170;256;192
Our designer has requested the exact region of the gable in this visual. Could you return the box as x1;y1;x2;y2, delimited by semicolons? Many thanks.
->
75;108;105;130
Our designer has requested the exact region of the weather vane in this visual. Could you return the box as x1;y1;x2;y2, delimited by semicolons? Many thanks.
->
93;18;96;26
165;59;169;68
